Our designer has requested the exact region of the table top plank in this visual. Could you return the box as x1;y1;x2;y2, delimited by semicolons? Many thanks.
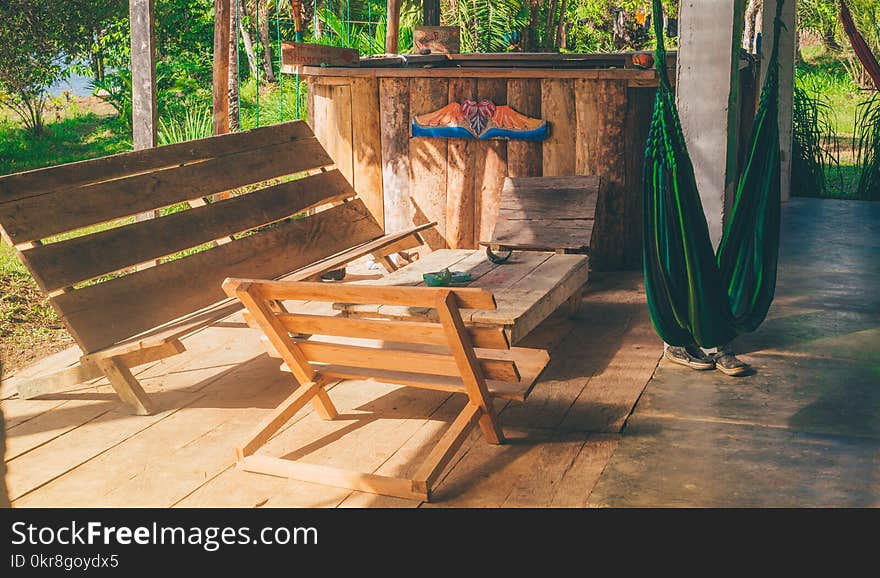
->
333;249;587;345
473;254;588;326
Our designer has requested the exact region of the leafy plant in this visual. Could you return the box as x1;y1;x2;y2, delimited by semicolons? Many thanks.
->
90;70;133;129
791;80;840;197
854;93;880;200
446;0;528;53
158;107;213;145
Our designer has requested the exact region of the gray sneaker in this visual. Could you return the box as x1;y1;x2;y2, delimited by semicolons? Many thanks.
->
665;345;716;370
713;352;751;376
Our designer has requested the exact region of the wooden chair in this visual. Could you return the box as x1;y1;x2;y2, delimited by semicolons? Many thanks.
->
0;121;433;415
222;278;551;501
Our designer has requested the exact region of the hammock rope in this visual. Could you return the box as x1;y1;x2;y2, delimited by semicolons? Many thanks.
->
839;0;880;91
642;0;783;348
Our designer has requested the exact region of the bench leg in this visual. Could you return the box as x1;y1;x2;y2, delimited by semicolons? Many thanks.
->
12;340;182;410
95;357;156;416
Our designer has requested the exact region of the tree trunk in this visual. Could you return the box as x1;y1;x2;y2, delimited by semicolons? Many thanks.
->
257;0;275;83
556;0;569;50
313;0;323;39
228;2;240;132
239;3;259;81
523;0;541;51
743;0;761;52
544;0;559;50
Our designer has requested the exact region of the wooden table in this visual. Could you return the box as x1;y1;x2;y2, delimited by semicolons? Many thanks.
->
336;248;589;345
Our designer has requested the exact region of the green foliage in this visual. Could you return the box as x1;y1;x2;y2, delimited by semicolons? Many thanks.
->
445;0;528;53
800;0;880;88
854;93;880;199
791;79;840;198
0;112;130;176
0;0;126;135
158;107;214;145
89;70;134;129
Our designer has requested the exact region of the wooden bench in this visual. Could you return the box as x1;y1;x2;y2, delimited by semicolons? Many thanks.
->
0;121;432;415
223;278;550;501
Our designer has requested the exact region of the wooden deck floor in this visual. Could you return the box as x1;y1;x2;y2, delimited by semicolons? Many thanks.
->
1;271;661;508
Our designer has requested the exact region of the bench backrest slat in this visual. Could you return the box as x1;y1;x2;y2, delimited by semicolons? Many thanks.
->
224;280;520;386
0;122;313;203
227;279;497;310
23;170;354;293
54;200;383;352
271;313;510;350
0;136;332;244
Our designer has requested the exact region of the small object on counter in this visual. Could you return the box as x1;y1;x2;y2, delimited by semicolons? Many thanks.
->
422;269;471;286
632;52;654;69
486;247;513;264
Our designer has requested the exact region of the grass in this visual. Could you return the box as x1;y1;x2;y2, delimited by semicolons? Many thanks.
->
0;113;130;177
797;44;862;137
795;42;877;200
0;242;73;374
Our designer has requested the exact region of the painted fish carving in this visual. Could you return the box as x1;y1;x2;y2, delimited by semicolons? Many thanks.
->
412;100;548;140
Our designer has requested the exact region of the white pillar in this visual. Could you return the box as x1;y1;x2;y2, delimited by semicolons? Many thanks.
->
761;0;796;202
676;1;745;248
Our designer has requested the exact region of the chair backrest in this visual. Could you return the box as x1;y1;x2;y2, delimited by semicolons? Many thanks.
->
0;121;385;353
489;175;601;252
222;279;522;387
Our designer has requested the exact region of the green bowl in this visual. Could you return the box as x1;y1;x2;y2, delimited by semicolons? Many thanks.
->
422;270;471;287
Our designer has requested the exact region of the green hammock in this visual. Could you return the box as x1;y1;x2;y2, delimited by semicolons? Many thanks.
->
643;0;783;348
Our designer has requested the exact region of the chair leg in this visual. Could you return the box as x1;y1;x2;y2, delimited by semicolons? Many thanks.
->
412;403;481;499
477;410;505;445
95;357;156;416
311;386;339;420
236;379;326;459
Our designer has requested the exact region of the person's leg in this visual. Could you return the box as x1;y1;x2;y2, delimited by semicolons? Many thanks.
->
664;342;716;370
713;340;752;376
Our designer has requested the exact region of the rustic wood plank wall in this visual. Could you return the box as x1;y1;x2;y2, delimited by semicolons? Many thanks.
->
408;77;449;249
309;75;654;270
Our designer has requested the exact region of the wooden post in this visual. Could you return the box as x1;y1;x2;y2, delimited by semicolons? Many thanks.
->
761;0;795;203
213;0;231;135
424;0;440;26
129;0;158;232
130;0;157;150
386;0;401;54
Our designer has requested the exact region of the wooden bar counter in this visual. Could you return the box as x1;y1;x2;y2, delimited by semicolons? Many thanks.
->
300;53;675;270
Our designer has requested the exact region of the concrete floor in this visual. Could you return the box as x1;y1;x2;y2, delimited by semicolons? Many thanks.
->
589;197;880;507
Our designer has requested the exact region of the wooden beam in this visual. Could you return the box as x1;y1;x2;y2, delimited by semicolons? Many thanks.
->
129;0;157;150
385;0;401;54
129;0;159;235
213;0;231;135
16;340;184;400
